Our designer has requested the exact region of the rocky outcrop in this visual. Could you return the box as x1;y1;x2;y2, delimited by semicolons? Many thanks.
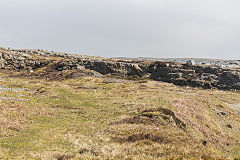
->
0;47;240;90
149;62;240;90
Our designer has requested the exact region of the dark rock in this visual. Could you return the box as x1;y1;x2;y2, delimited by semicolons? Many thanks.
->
202;140;207;146
217;111;227;116
226;124;232;128
0;47;240;91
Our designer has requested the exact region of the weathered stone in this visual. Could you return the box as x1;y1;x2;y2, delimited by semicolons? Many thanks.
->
217;111;227;116
0;47;240;90
186;60;195;65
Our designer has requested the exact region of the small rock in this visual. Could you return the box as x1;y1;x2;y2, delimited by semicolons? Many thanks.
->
77;65;85;70
169;116;174;122
217;111;227;116
186;60;195;65
202;140;207;146
165;63;169;67
226;124;232;128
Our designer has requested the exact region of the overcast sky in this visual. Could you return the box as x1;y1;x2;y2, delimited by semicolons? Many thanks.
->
0;0;240;59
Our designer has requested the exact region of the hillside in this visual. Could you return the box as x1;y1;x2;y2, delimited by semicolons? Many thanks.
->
0;47;240;90
0;47;239;159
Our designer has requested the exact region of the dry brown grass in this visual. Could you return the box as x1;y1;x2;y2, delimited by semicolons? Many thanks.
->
0;72;239;159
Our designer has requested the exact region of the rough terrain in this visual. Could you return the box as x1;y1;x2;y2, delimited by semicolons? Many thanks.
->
0;47;240;90
0;47;239;160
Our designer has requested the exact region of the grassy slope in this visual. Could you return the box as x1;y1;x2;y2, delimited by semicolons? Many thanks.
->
0;73;239;160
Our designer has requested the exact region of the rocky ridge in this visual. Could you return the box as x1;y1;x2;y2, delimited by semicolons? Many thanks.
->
0;47;240;90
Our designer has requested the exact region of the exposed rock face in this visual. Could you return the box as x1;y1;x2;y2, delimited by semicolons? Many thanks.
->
149;62;240;90
0;47;240;90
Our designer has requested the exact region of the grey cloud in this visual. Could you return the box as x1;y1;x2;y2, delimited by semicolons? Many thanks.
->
0;0;239;59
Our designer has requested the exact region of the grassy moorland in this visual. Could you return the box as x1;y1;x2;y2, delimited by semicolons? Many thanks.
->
0;72;239;160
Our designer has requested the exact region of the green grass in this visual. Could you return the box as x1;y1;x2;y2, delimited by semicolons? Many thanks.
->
0;75;239;159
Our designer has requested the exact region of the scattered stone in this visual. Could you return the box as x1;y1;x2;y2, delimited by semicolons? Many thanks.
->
169;116;174;122
186;60;195;65
226;124;232;128
202;140;207;146
217;111;227;116
1;47;240;91
0;97;29;101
